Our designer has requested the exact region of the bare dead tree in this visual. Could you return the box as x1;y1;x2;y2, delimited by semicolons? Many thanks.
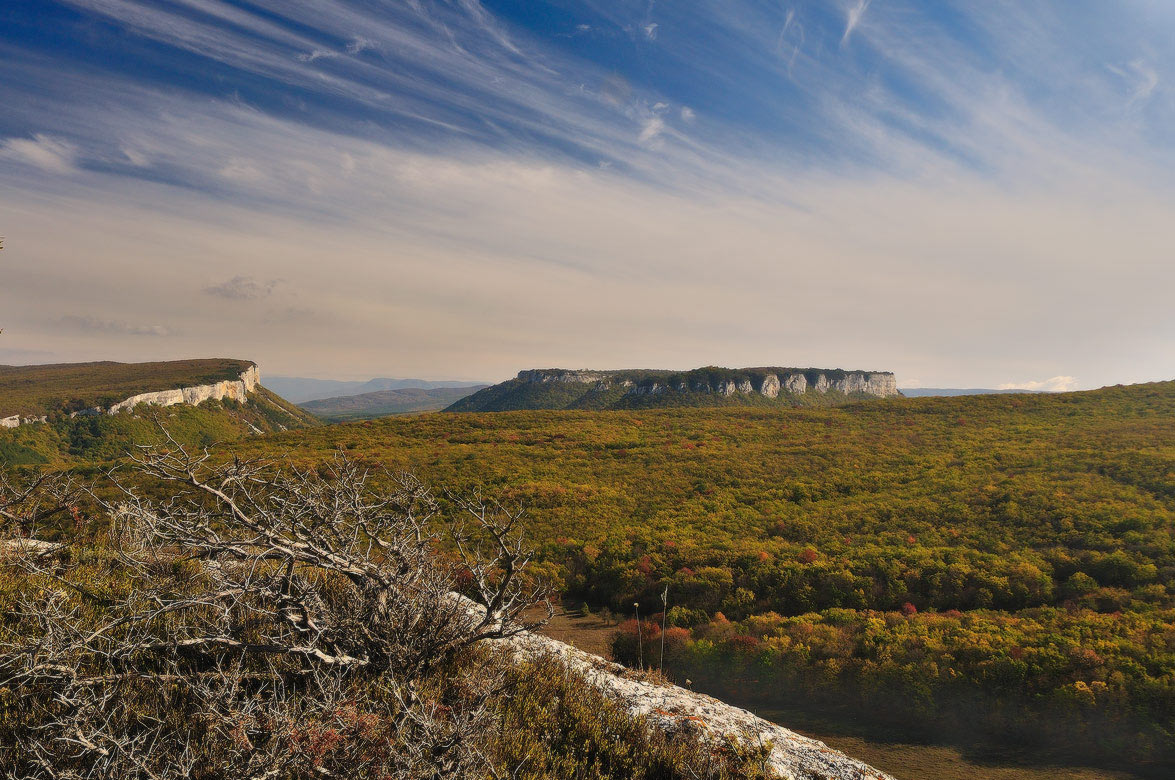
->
0;438;551;779
0;470;82;541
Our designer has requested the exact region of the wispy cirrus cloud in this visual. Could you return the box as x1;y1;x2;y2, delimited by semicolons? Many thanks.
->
0;134;77;174
1;1;1173;385
841;0;871;47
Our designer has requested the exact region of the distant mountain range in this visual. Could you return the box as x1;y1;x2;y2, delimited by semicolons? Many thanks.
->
264;375;489;404
900;388;1047;397
447;366;899;412
299;386;487;422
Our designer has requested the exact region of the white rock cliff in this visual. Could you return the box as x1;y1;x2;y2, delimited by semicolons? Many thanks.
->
4;366;261;428
520;368;899;400
106;364;260;415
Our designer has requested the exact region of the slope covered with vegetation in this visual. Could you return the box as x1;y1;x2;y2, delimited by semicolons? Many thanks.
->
0;388;317;465
0;359;256;418
227;380;1175;773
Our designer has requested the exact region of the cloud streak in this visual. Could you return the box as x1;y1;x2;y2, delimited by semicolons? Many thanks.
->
0;1;1173;386
841;0;871;47
0;135;77;174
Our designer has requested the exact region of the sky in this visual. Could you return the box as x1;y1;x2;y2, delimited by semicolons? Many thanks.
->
1;1;1173;388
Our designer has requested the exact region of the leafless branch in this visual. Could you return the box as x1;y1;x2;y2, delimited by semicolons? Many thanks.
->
1;442;551;779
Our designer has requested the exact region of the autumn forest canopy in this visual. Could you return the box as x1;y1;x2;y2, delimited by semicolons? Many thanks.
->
229;380;1175;770
5;377;1175;773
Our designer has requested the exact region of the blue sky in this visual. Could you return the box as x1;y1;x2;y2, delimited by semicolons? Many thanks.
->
1;1;1173;387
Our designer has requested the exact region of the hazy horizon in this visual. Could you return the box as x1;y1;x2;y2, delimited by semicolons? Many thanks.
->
3;1;1173;391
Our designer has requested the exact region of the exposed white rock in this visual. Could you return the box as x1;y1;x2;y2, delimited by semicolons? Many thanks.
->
2;414;48;428
517;369;610;384
108;365;259;415
828;373;899;397
784;374;808;394
496;616;895;780
509;367;900;403
3;366;262;428
107;389;185;415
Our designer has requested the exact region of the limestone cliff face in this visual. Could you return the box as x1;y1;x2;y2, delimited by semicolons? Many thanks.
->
516;369;612;385
1;366;263;428
519;366;899;400
105;365;260;415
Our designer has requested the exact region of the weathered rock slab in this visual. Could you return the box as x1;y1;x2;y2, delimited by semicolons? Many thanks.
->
497;620;896;780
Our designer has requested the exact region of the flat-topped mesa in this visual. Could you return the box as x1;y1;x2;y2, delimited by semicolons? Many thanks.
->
448;366;899;412
519;367;898;399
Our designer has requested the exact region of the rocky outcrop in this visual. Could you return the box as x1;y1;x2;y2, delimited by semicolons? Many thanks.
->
496;615;894;780
517;369;612;385
106;365;260;415
760;374;782;398
1;414;46;428
519;367;899;400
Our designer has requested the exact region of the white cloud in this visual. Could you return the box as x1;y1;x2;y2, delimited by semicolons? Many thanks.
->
0;134;77;174
1108;59;1160;104
680;106;696;123
998;376;1079;392
638;116;665;142
841;0;871;47
4;116;1172;384
643;22;659;40
120;146;150;167
218;158;266;183
297;47;337;62
346;36;376;54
